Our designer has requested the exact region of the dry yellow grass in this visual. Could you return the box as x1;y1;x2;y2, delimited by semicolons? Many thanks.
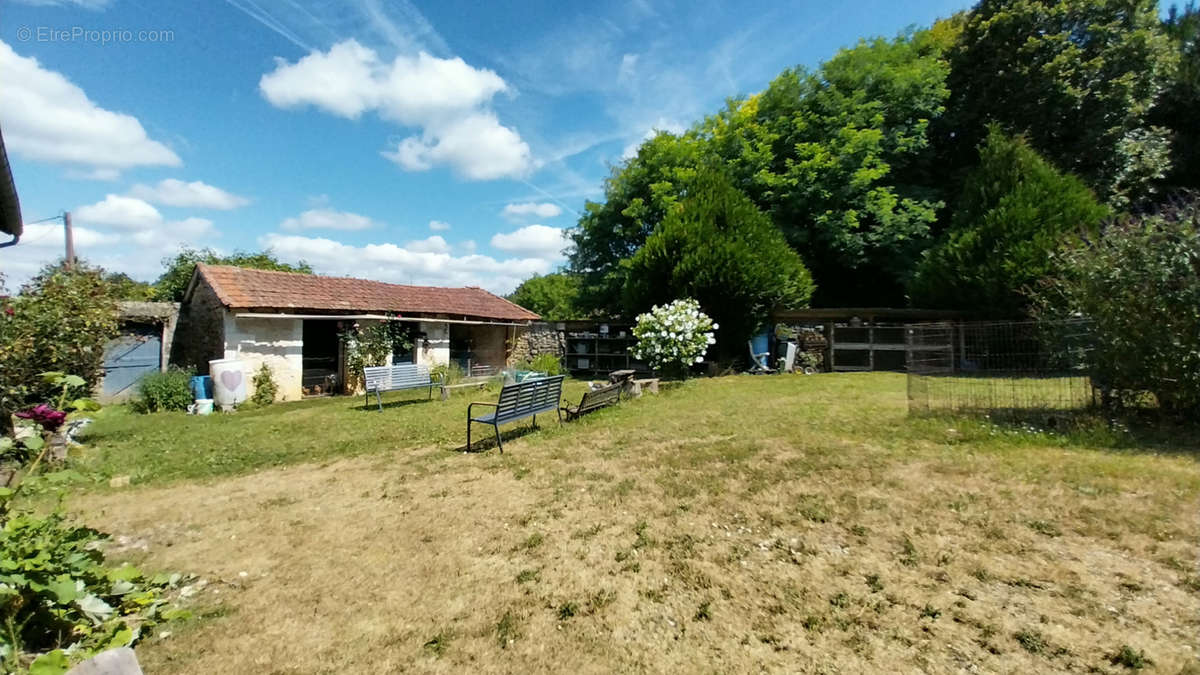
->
70;374;1200;673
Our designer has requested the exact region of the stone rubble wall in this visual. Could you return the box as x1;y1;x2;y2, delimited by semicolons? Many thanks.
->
509;322;566;365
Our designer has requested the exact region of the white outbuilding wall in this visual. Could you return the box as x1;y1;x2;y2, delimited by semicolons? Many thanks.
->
221;313;304;401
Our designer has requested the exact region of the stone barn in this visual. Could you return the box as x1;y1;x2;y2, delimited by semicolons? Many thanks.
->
172;264;540;401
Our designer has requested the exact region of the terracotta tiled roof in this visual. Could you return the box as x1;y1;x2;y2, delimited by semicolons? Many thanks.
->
194;264;539;321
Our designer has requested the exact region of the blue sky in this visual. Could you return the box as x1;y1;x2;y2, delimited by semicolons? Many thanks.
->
1;0;973;293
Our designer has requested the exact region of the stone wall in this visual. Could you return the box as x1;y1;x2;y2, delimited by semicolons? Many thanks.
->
509;322;565;365
222;315;304;401
169;281;224;374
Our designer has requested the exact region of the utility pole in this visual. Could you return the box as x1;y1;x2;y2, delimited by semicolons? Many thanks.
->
63;211;75;268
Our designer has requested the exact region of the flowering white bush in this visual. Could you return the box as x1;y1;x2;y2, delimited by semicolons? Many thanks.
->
629;299;717;375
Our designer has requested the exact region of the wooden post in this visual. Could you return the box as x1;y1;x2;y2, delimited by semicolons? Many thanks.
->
825;323;836;372
868;324;875;371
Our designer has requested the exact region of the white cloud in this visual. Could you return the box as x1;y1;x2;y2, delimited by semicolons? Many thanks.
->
489;224;569;259
280;208;376;231
428;220;451;231
129;179;249;210
260;232;555;294
381;111;530;181
260;39;530;180
502;202;563;221
405;235;450;254
129;217;215;248
18;222;118;248
74;195;163;229
0;40;180;173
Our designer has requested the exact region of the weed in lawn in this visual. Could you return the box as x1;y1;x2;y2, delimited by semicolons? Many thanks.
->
830;592;851;608
557;601;579;620
1028;519;1063;537
571;523;603;540
899;535;919;567
865;574;884;593
495;611;520;649
1014;628;1047;654
796;494;830;523
515;569;539;584
919;604;941;620
611;478;636;498
1108;644;1151;669
519;533;544;551
801;615;825;632
632;520;654;549
694;600;712;622
423;632;450;658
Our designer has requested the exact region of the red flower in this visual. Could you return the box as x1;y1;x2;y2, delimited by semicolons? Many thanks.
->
3;306;12;316
15;404;68;432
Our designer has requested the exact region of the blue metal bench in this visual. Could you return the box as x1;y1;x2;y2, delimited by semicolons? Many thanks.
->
363;364;440;411
466;375;565;452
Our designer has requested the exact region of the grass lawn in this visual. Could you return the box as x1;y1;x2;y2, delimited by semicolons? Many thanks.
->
63;373;1200;673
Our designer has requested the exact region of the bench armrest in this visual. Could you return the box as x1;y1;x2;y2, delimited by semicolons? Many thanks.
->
468;401;497;417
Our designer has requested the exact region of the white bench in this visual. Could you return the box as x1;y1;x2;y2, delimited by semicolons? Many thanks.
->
363;364;440;411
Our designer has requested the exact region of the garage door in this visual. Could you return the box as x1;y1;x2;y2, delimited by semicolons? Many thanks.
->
101;323;162;401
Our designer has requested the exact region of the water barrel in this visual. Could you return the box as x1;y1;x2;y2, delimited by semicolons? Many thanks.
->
209;359;247;409
190;375;213;401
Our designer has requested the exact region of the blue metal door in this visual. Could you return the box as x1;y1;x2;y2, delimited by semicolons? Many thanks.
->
101;323;161;400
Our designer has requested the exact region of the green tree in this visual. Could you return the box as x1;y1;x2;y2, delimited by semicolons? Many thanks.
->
940;0;1175;206
569;26;954;310
910;127;1109;315
102;272;156;301
506;272;582;320
1156;3;1200;193
622;169;815;359
711;28;953;306
0;262;120;427
153;248;312;302
568;131;708;314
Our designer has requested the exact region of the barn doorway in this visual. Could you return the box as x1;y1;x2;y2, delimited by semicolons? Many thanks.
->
302;320;341;396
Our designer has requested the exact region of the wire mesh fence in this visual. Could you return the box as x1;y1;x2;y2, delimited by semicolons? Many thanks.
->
906;319;1097;418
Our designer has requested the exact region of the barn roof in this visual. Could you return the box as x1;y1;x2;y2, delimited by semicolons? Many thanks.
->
193;264;539;322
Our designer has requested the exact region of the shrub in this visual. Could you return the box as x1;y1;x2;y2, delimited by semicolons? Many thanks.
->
911;127;1109;315
521;353;563;376
134;369;194;413
0;264;119;430
431;362;465;386
251;363;278;405
1032;197;1200;417
630;299;716;378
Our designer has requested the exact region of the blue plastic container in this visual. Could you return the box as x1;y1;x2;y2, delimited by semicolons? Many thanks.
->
190;375;213;401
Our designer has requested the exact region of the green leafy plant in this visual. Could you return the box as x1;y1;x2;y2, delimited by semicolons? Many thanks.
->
519;353;563;376
340;318;414;391
1032;196;1200;417
133;369;194;413
251;363;278;406
0;510;191;672
0;264;119;432
430;362;465;387
629;299;717;378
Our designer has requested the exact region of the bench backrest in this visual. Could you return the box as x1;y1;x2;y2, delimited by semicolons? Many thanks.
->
493;375;565;422
364;364;432;391
578;383;621;412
